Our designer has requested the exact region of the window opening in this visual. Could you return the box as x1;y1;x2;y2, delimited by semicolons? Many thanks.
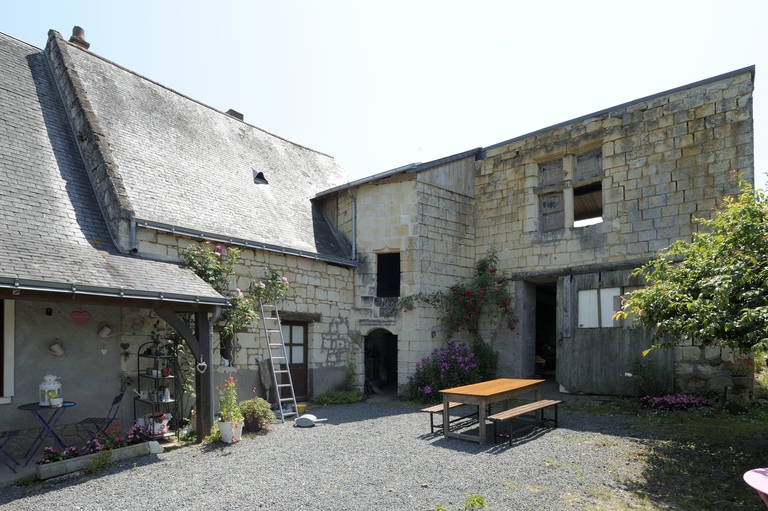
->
252;169;268;185
574;149;602;181
578;286;639;328
376;253;400;298
573;181;603;227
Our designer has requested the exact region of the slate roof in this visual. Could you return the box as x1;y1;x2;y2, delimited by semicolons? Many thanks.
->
0;32;226;305
58;32;353;265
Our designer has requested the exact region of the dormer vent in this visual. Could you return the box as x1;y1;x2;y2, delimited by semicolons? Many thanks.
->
69;26;90;50
226;109;244;121
253;170;268;185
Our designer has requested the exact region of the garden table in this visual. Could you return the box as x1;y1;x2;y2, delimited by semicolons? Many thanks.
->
18;401;75;466
439;379;543;445
744;468;768;507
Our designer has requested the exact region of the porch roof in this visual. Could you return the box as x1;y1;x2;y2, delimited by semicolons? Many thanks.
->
0;32;226;309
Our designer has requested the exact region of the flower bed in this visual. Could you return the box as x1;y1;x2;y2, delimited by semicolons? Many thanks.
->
36;442;153;480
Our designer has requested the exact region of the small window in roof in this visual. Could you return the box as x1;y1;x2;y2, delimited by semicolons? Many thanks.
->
253;169;269;185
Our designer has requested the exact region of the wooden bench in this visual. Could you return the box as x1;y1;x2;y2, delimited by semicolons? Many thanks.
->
487;399;562;445
422;402;479;434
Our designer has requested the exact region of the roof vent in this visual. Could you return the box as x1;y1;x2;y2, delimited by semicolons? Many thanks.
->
69;26;90;50
253;170;268;185
226;109;244;121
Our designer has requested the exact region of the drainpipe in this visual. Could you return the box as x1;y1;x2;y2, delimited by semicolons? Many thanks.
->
347;189;357;260
129;219;137;252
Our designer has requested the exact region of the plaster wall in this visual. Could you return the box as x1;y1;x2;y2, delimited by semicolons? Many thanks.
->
1;301;124;435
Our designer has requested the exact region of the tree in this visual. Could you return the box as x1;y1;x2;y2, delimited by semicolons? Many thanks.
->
616;179;768;354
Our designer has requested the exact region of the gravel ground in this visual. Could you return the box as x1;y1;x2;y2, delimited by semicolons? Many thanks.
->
0;401;648;511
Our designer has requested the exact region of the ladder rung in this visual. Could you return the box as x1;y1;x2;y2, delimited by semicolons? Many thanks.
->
274;370;289;374
272;356;286;360
264;316;278;320
279;398;295;403
266;329;281;333
277;384;292;389
261;304;276;308
268;343;283;347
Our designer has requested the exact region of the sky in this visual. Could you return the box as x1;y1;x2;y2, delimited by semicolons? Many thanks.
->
2;0;766;189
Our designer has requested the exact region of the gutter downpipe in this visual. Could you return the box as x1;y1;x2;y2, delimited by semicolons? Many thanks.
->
347;188;357;260
130;219;137;252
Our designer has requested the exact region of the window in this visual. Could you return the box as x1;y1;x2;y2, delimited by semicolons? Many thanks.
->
540;192;564;232
574;149;602;181
1;300;14;404
573;181;603;227
279;323;306;365
539;159;563;188
376;253;400;298
578;287;635;328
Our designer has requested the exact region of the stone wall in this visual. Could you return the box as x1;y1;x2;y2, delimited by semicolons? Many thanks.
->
131;226;355;399
471;69;754;392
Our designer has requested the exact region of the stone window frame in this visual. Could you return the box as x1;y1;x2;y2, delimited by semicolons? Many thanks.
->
536;146;604;232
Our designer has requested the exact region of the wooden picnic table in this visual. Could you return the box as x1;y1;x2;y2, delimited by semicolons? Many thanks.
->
439;378;544;445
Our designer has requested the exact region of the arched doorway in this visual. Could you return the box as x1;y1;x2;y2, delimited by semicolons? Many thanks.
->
363;328;397;394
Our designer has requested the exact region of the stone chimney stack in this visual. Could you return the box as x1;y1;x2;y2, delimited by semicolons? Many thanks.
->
69;26;90;50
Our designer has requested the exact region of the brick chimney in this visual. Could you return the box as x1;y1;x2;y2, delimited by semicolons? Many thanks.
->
69;26;90;50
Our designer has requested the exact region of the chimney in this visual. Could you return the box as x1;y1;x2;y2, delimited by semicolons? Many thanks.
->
69;26;90;50
225;109;244;121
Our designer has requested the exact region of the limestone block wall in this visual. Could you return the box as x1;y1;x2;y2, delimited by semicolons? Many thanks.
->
340;163;477;392
131;226;355;398
475;68;754;276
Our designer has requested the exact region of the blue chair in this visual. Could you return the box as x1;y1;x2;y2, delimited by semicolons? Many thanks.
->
77;393;124;440
0;429;19;473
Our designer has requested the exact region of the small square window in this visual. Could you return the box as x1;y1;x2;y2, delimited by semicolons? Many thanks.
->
376;253;400;298
539;159;563;188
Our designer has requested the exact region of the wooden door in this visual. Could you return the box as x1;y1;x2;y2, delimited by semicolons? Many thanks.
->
280;322;308;401
556;270;674;396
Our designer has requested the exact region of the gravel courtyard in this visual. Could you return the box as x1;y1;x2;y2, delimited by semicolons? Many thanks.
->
0;400;648;511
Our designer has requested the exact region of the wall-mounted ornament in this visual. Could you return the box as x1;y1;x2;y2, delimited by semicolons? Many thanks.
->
48;339;65;356
71;311;90;326
97;323;121;338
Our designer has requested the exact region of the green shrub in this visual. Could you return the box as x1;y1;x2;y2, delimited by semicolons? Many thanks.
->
239;396;275;426
310;389;364;405
627;357;666;397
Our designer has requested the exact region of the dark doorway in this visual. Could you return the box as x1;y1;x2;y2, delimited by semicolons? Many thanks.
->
535;283;557;376
364;329;398;394
279;321;308;401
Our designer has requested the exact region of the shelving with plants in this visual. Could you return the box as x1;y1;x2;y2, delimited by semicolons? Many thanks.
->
134;340;180;439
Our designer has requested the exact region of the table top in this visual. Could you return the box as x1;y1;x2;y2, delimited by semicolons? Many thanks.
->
744;468;768;493
439;378;544;397
17;402;75;411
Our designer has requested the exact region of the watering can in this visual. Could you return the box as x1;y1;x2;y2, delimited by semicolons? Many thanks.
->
294;414;327;428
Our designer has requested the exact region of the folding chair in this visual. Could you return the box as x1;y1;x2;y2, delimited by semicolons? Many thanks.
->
0;430;20;473
77;393;124;440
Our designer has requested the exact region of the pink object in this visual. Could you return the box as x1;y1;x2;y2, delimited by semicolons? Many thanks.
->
744;468;768;507
71;311;90;325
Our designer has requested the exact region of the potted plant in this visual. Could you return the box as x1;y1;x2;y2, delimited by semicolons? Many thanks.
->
239;395;275;432
218;376;243;443
722;355;754;388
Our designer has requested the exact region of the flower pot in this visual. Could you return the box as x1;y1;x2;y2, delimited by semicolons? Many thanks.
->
219;421;243;443
36;442;152;480
161;368;170;378
243;417;261;432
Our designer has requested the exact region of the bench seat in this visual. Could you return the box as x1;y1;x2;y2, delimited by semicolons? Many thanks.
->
421;402;478;434
487;399;562;445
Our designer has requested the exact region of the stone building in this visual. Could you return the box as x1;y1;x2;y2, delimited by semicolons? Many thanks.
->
0;23;756;453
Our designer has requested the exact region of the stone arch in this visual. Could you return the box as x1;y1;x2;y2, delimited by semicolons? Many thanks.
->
363;328;398;395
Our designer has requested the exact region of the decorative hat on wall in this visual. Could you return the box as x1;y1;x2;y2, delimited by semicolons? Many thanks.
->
48;339;65;356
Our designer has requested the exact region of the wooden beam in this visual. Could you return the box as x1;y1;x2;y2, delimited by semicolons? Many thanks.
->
194;311;214;440
155;310;200;357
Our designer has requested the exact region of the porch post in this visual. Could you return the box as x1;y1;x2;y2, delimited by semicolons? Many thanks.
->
194;311;214;439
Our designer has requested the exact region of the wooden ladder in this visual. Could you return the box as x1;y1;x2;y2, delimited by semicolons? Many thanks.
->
259;299;298;423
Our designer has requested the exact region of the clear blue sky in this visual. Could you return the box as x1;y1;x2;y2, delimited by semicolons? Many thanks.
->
3;0;766;189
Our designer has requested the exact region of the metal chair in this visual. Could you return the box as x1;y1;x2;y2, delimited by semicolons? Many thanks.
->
77;393;124;440
0;430;19;473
